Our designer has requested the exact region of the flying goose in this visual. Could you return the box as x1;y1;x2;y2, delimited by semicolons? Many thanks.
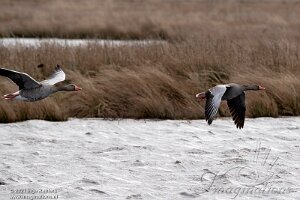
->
196;83;265;129
0;65;81;102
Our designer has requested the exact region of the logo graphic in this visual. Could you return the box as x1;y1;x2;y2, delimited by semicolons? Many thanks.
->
196;142;296;198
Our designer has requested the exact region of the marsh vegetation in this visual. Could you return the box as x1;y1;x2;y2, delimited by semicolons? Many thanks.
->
0;0;299;122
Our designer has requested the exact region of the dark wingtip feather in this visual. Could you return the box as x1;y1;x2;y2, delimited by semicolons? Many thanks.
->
235;122;244;129
55;64;61;71
227;93;246;129
207;118;213;125
37;63;44;68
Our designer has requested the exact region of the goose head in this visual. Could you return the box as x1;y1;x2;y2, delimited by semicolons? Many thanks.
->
57;84;82;92
243;84;266;91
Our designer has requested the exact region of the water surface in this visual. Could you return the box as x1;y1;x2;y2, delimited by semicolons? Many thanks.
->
0;38;165;48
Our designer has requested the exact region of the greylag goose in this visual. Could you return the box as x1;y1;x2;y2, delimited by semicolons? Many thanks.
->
0;65;81;102
196;83;265;129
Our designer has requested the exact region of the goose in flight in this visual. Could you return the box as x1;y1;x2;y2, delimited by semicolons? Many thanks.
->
196;83;265;129
0;65;81;102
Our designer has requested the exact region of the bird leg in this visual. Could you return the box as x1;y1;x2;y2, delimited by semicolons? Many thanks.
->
3;93;18;100
196;92;206;100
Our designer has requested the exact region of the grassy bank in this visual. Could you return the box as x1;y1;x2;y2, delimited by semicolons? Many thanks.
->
0;36;299;122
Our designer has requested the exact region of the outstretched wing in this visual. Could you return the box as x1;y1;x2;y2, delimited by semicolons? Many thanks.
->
227;92;246;129
41;65;66;85
0;68;40;90
205;85;227;125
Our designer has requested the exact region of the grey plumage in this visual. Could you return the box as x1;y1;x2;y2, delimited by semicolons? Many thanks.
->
18;84;56;101
196;83;265;129
0;65;81;102
0;68;40;90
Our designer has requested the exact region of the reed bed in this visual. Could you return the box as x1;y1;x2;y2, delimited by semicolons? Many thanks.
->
0;36;299;122
0;0;299;122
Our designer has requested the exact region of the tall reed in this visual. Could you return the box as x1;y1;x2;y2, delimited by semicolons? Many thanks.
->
0;36;299;122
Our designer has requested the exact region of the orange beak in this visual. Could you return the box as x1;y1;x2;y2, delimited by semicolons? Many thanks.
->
258;86;266;90
75;86;82;91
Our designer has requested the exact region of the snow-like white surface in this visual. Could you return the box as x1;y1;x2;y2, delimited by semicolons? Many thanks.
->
0;38;165;48
0;118;299;200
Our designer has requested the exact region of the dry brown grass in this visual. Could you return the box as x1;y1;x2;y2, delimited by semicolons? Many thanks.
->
1;0;300;40
0;36;299;122
0;0;300;122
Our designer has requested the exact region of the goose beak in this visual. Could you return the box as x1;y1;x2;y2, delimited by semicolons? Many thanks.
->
75;86;82;91
258;86;266;90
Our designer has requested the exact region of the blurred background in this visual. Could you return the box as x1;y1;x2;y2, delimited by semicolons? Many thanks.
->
0;0;299;122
